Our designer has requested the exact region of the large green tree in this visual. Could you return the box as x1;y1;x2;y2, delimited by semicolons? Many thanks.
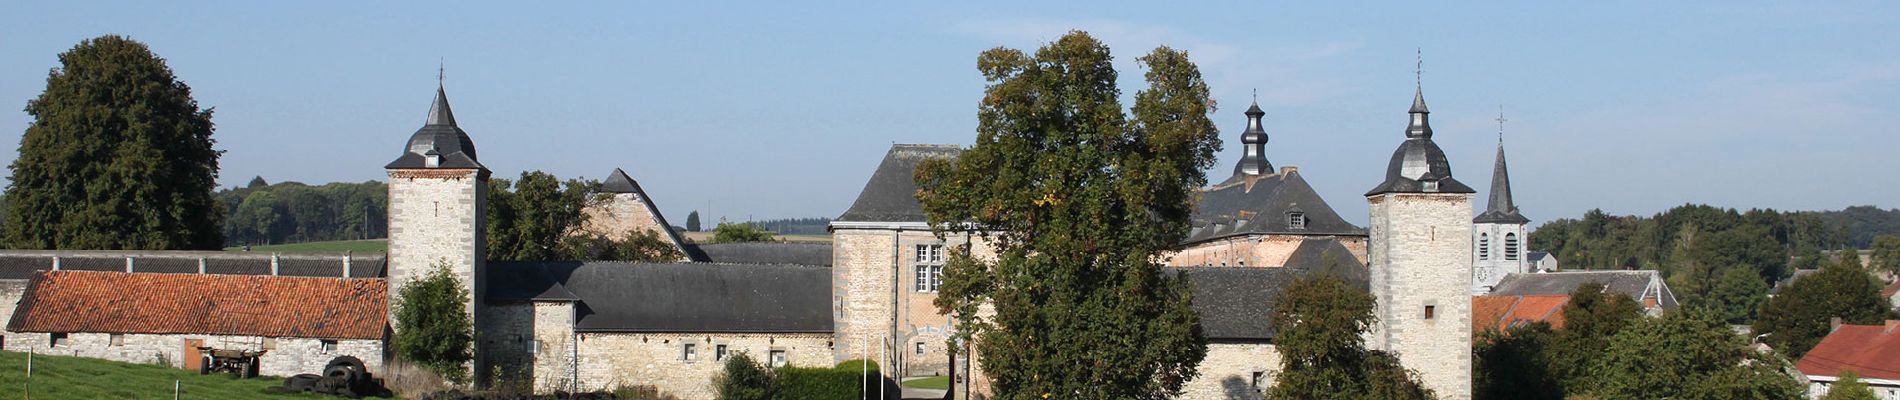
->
1753;259;1897;358
1268;274;1434;400
917;31;1217;399
1871;235;1900;275
1586;309;1803;400
1821;372;1879;400
4;35;223;250
1547;282;1643;389
486;171;597;261
1474;322;1562;400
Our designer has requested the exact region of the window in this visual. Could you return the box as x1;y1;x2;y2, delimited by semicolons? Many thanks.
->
1478;233;1490;260
715;344;730;361
1423;305;1436;320
683;343;699;362
915;244;944;264
915;342;927;355
50;333;69;347
1251;371;1267;392
1504;233;1520;261
1287;212;1306;230
527;339;540;354
769;350;788;368
319;339;338;354
109;334;124;347
916;244;945;293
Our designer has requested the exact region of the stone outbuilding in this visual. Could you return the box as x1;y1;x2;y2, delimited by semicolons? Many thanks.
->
4;270;386;378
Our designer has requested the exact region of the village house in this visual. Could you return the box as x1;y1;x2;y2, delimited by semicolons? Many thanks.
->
1798;320;1900;399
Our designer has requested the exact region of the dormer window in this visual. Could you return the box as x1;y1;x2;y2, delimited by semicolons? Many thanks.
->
1287;212;1306;230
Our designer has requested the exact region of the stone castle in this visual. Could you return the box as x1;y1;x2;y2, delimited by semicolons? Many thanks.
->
0;78;1541;399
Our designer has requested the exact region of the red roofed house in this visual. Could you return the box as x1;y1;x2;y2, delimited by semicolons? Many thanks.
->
1472;294;1569;333
4;270;386;377
1881;278;1899;310
1796;320;1900;399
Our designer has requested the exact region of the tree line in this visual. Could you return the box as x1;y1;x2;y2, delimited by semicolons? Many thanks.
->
217;177;386;246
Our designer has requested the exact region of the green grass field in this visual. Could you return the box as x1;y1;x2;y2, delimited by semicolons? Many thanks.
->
901;375;950;390
0;350;337;400
224;239;387;253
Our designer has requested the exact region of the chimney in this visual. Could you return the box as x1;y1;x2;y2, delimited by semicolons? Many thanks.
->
1830;317;1843;332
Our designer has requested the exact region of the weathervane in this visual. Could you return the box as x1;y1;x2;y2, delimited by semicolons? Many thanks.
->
1414;48;1423;88
1252;88;1258;104
437;59;445;86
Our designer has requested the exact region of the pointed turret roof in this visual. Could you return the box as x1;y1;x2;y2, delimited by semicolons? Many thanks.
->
1366;86;1472;196
1475;139;1530;224
1231;100;1274;177
387;84;484;170
601;168;643;193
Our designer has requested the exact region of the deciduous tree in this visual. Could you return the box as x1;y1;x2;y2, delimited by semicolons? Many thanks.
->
1548;282;1643;389
917;31;1217;399
711;222;775;243
1587;309;1802;399
1267;274;1434;400
1821;371;1879;400
1754;259;1896;358
486;171;597;261
4;35;223;250
393;260;473;384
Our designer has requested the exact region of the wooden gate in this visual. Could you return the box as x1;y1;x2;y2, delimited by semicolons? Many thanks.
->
183;339;205;371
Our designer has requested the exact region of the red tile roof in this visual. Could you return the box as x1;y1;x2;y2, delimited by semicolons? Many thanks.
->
5;271;386;340
1880;279;1899;298
1472;295;1569;333
1797;322;1900;381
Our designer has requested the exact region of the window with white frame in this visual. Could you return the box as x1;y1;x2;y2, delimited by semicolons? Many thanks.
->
715;344;729;361
1478;233;1490;260
769;349;788;368
683;343;699;362
915;341;927;355
1505;233;1520;261
916;244;945;293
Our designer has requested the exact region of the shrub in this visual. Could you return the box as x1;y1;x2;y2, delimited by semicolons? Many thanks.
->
777;359;893;400
393;260;474;385
714;352;778;400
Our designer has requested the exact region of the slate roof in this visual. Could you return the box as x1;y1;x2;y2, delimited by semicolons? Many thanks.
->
6;271;386;339
387;86;484;170
1474;140;1530;224
835;144;960;223
488;261;832;333
1490;271;1678;309
0;251;384;279
1169;262;1369;341
1188;171;1365;245
1797;322;1900;381
682;242;832;266
1367;88;1475;196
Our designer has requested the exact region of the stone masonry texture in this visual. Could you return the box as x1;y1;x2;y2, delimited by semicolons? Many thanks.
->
1368;193;1474;400
387;169;489;379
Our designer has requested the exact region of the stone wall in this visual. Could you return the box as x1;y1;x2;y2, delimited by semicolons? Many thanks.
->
481;301;579;392
570;332;832;399
2;331;379;377
1166;235;1369;268
574;192;685;260
832;228;898;369
1367;193;1474;400
1177;342;1281;400
386;169;488;377
0;279;30;350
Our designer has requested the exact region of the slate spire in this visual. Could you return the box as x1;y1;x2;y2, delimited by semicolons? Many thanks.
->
1406;87;1432;139
1475;134;1529;224
426;84;456;126
1232;99;1274;177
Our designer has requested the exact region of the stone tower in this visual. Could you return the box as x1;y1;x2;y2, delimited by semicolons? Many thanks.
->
384;84;489;368
1472;134;1529;293
1364;86;1474;399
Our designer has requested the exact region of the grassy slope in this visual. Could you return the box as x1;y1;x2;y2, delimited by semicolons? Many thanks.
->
0;350;332;400
901;375;950;390
224;239;387;253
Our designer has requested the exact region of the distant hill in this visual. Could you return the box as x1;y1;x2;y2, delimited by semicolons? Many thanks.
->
1802;205;1900;248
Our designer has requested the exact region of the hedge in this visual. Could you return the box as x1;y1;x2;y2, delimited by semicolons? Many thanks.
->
776;360;896;400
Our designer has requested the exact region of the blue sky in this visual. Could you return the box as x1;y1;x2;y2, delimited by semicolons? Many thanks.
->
2;2;1896;227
